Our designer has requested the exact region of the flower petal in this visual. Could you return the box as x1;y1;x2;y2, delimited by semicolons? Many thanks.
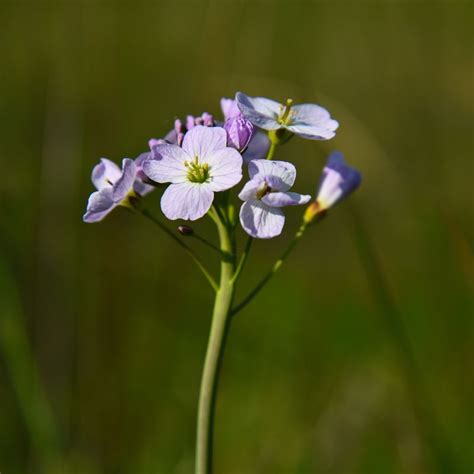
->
220;98;241;120
113;159;136;202
238;177;264;201
239;199;285;239
163;129;178;144
242;130;270;164
202;148;243;192
235;92;282;130
287;104;339;140
262;191;311;207
135;152;151;180
91;158;122;190
248;160;296;191
181;126;227;159
316;151;361;210
142;145;188;184
83;188;115;223
161;182;214;221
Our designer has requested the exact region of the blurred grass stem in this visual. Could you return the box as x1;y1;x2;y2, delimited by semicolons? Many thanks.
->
350;206;458;473
0;254;62;471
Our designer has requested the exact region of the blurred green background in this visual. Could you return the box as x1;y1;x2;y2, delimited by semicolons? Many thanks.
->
0;1;472;473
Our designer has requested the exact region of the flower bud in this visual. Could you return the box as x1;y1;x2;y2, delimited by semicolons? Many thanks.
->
201;112;215;127
177;225;194;236
224;117;254;151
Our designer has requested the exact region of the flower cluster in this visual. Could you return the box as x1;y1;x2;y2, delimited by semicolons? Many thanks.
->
84;92;361;238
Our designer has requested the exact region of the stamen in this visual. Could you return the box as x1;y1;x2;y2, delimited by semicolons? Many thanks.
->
186;156;211;183
278;98;294;125
256;182;271;199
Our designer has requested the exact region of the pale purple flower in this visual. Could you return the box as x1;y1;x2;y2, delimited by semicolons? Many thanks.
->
224;116;254;151
238;160;311;239
236;91;339;140
83;155;153;223
221;97;268;162
304;151;361;222
143;126;243;221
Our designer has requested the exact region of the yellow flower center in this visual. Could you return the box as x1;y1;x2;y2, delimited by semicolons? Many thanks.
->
185;156;211;183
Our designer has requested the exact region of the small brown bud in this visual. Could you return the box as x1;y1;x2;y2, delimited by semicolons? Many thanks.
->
177;225;194;236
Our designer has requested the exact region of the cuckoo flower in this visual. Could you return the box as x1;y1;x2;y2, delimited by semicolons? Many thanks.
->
143;126;243;221
220;97;254;151
236;91;339;140
221;97;268;162
83;156;153;223
239;160;311;239
304;151;361;222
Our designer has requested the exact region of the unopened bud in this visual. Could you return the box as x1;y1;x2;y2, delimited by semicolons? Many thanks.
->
177;225;194;236
224;117;254;151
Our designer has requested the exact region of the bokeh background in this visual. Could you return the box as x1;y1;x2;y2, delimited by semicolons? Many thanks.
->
0;1;472;473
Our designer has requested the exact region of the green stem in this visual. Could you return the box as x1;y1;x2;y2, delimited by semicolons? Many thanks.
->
266;139;277;160
195;210;235;474
141;209;218;292
231;236;253;284
231;222;307;316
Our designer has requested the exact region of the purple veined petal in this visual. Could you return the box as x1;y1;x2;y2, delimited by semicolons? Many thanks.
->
248;159;296;191
134;151;155;195
220;98;241;120
262;191;311;208
238;177;264;201
286;121;338;140
83;187;116;223
239;199;285;239
163;129;178;144
235;92;282;130
316;151;361;209
286;103;339;140
135;152;150;181
91;158;122;190
203;147;243;192
149;138;167;149
160;182;214;221
112;159;137;202
181;126;227;160
142;144;188;184
242;129;270;164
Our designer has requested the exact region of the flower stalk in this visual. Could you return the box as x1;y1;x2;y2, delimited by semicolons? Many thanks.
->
195;207;235;474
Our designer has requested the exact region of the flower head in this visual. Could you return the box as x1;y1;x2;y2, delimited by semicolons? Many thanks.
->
223;116;254;151
304;151;361;222
221;97;268;162
236;91;338;140
83;155;154;223
143;126;243;221
238;160;311;239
